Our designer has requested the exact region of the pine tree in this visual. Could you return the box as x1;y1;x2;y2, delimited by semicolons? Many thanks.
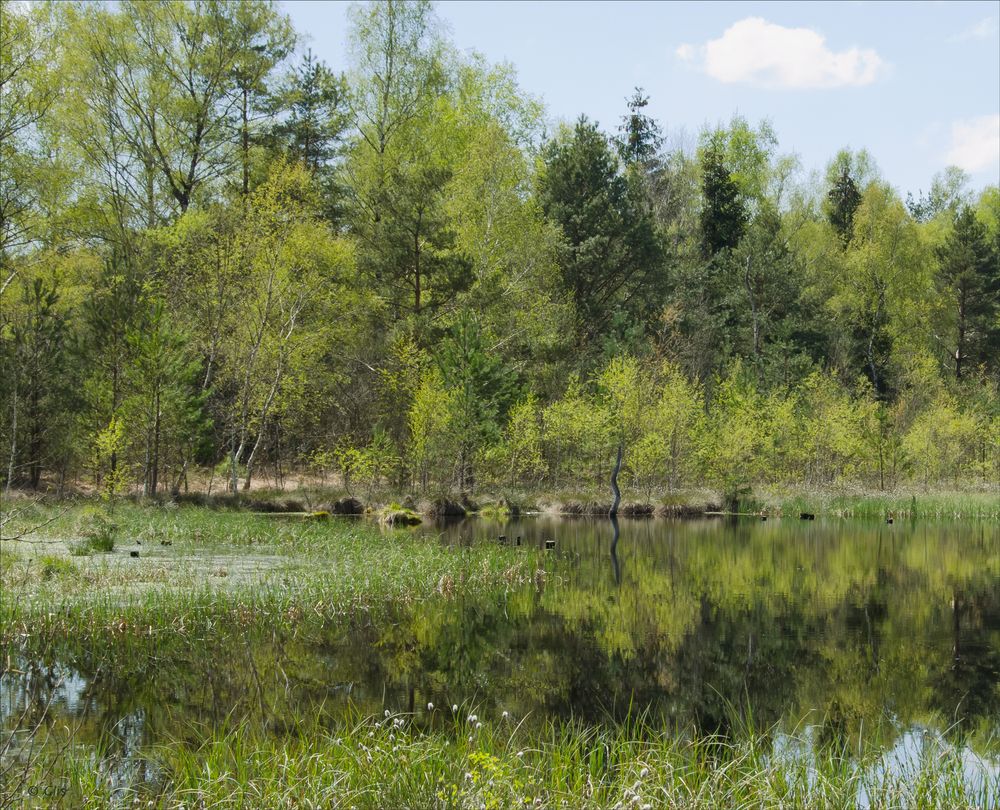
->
828;168;862;243
936;205;1000;380
616;87;662;167
539;116;664;347
699;140;746;258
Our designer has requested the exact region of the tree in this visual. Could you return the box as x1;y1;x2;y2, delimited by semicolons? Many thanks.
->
698;137;746;258
218;164;356;490
935;205;999;380
123;301;207;496
56;0;294;217
836;184;930;399
225;0;295;197
407;366;457;493
827;168;861;243
273;50;350;173
80;249;147;482
345;0;466;331
906;167;972;224
0;0;57;278
1;277;69;490
616;87;662;168
823;149;879;241
435;312;518;492
538;117;664;347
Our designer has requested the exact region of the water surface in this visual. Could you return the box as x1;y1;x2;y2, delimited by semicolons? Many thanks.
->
3;515;1000;796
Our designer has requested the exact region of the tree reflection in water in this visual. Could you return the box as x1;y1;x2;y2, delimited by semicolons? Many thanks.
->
3;517;999;778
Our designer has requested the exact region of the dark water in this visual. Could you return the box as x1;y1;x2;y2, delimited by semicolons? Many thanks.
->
3;516;1000;789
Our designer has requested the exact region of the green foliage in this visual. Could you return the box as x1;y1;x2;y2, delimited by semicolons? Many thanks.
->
539;116;665;348
408;367;459;493
38;555;75;581
337;430;400;500
1;0;997;503
698;133;748;257
935;205;1000;379
80;512;117;553
827;167;862;242
435;312;519;490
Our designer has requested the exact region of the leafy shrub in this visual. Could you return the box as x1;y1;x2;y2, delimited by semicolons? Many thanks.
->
81;514;118;552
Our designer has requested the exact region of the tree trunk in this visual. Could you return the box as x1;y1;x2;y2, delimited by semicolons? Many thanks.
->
6;388;17;492
150;390;160;495
610;442;623;517
743;255;761;360
956;284;966;380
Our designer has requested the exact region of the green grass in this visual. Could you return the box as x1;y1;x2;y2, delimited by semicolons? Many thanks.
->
6;712;997;809
772;490;1000;520
0;502;541;653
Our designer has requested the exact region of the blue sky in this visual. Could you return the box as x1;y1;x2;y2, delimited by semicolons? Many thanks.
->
283;0;1000;196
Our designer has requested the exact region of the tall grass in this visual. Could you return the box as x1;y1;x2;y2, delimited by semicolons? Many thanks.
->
773;491;1000;520
13;711;999;809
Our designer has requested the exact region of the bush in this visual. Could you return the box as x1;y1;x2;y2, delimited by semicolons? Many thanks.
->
39;555;75;581
81;514;117;552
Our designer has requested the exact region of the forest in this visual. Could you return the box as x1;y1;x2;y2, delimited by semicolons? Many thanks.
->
2;0;999;504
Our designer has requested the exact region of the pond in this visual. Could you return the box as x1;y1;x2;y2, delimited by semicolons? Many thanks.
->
3;514;1000;799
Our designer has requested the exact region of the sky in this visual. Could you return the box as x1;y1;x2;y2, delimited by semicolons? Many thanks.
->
283;0;1000;196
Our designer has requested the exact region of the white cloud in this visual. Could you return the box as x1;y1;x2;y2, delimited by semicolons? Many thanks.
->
948;16;998;42
944;114;1000;172
676;17;885;89
675;43;695;62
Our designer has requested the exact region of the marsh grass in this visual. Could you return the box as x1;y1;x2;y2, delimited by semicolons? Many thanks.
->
0;503;542;657
11;711;998;809
774;491;1000;520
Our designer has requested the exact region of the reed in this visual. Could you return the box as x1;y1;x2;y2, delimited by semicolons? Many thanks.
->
12;711;997;809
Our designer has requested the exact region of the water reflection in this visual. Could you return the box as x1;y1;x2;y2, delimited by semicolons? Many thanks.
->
2;516;999;796
609;512;621;586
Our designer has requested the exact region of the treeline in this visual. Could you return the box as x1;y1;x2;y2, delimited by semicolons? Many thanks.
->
1;0;998;500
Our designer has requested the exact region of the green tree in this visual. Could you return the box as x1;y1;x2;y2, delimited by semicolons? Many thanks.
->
538;117;664;348
123;301;207;496
435;313;518;492
698;137;746;258
615;87;662;168
55;0;294;217
0;0;57;278
827;168;862;243
1;278;69;490
270;49;350;222
407;366;457;493
226;0;295;197
935;205;999;380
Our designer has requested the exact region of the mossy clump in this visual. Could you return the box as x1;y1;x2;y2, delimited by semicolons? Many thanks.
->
379;505;423;526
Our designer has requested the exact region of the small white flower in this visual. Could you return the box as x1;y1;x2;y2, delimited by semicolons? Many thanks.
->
427;702;434;711
468;735;474;742
452;704;459;713
475;722;482;730
640;767;648;778
389;734;395;741
384;709;391;717
502;711;509;720
516;750;524;758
